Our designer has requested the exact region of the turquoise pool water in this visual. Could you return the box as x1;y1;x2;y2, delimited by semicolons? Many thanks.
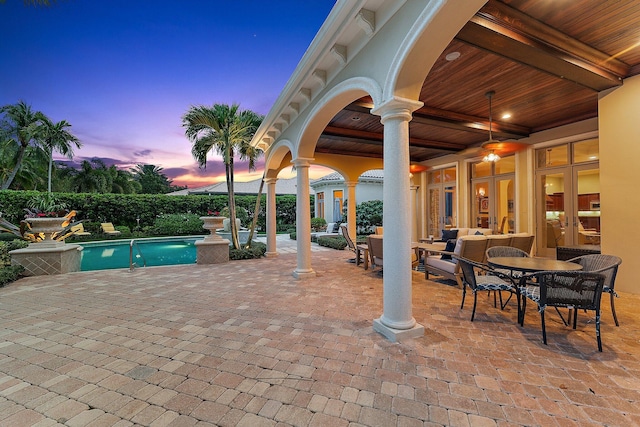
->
80;237;202;271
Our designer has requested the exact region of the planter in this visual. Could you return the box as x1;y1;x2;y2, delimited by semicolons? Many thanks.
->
200;216;226;241
26;217;67;247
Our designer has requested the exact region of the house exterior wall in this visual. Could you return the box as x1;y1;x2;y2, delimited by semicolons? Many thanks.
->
311;180;383;222
599;74;640;294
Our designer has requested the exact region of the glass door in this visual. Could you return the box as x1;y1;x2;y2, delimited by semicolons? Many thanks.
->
427;167;457;239
472;180;491;229
535;140;600;257
536;168;571;258
574;165;600;246
470;156;516;234
495;176;515;234
471;176;515;233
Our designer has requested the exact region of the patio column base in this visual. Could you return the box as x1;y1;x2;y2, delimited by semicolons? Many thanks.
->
266;251;278;257
195;239;229;264
293;268;316;279
373;318;425;342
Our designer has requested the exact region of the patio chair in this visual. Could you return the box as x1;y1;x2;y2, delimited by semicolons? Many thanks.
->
101;222;121;236
367;235;383;271
567;254;622;326
454;255;519;322
340;224;363;264
485;245;530;308
520;270;606;351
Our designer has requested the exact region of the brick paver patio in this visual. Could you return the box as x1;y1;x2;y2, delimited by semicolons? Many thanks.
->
1;237;639;426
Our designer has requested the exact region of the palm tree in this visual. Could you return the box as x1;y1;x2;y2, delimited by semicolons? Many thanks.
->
182;104;263;249
32;112;81;193
0;101;41;190
131;164;174;194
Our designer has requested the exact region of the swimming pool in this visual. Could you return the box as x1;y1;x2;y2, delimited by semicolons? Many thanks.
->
79;236;203;271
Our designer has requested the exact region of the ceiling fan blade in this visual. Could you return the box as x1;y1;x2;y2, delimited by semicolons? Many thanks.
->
483;141;529;156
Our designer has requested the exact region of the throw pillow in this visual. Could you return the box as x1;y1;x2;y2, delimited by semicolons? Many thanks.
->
475;230;484;235
440;238;457;261
441;229;458;241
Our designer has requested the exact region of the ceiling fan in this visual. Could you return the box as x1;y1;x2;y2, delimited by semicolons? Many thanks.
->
459;91;528;161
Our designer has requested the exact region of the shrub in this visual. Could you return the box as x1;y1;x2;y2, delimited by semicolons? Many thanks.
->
148;214;204;236
317;236;347;250
0;265;24;287
289;231;296;240
229;241;267;260
355;200;383;232
0;240;29;266
311;217;327;231
0;190;312;233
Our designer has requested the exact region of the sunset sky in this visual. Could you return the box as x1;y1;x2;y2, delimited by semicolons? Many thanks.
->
1;1;336;188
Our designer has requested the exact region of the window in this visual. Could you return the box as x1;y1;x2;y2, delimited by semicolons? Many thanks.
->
316;192;324;219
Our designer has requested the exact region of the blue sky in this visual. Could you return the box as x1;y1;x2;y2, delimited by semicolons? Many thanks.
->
1;0;336;187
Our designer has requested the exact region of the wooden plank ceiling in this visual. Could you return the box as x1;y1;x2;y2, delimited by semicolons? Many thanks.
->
315;0;640;162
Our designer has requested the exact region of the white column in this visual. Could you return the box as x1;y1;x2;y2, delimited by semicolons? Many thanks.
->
293;157;316;279
345;181;357;239
371;96;425;342
265;178;278;257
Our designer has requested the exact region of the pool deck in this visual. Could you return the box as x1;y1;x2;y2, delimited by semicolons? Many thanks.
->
1;235;639;426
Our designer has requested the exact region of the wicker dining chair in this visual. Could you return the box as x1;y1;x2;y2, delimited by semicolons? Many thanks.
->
567;254;623;326
485;246;530;308
454;255;519;322
520;270;606;351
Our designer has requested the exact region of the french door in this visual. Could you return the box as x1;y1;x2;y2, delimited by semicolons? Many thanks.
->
471;175;515;233
427;167;457;238
535;141;600;257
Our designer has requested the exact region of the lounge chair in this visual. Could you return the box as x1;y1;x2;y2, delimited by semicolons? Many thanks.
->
340;225;364;264
71;223;91;236
101;222;121;236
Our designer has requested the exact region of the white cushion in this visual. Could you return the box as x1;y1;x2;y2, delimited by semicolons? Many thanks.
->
425;256;457;273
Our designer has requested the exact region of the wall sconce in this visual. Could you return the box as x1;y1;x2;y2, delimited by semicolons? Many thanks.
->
478;187;486;197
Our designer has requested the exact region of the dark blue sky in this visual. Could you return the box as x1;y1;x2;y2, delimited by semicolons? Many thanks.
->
1;0;335;187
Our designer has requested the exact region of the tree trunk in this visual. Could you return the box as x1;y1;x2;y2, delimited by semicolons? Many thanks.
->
47;147;53;193
227;155;240;249
1;144;27;190
245;174;265;249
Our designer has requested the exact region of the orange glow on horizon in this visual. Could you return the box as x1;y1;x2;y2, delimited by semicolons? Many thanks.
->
173;165;334;189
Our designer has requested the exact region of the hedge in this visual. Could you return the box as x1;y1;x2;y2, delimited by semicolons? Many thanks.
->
0;190;312;232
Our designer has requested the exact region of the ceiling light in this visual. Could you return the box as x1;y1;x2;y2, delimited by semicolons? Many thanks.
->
351;116;360;121
501;113;511;119
445;52;461;61
483;152;501;163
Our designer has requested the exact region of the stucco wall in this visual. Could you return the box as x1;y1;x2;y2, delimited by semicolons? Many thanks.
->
599;74;640;294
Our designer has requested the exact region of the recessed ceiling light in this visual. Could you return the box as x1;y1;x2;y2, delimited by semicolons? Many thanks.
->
445;51;461;61
501;113;511;119
352;116;360;121
589;155;597;160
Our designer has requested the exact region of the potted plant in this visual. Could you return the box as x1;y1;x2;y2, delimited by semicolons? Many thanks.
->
0;193;77;245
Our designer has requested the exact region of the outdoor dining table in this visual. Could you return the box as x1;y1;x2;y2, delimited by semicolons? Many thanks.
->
487;256;583;273
487;256;583;325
